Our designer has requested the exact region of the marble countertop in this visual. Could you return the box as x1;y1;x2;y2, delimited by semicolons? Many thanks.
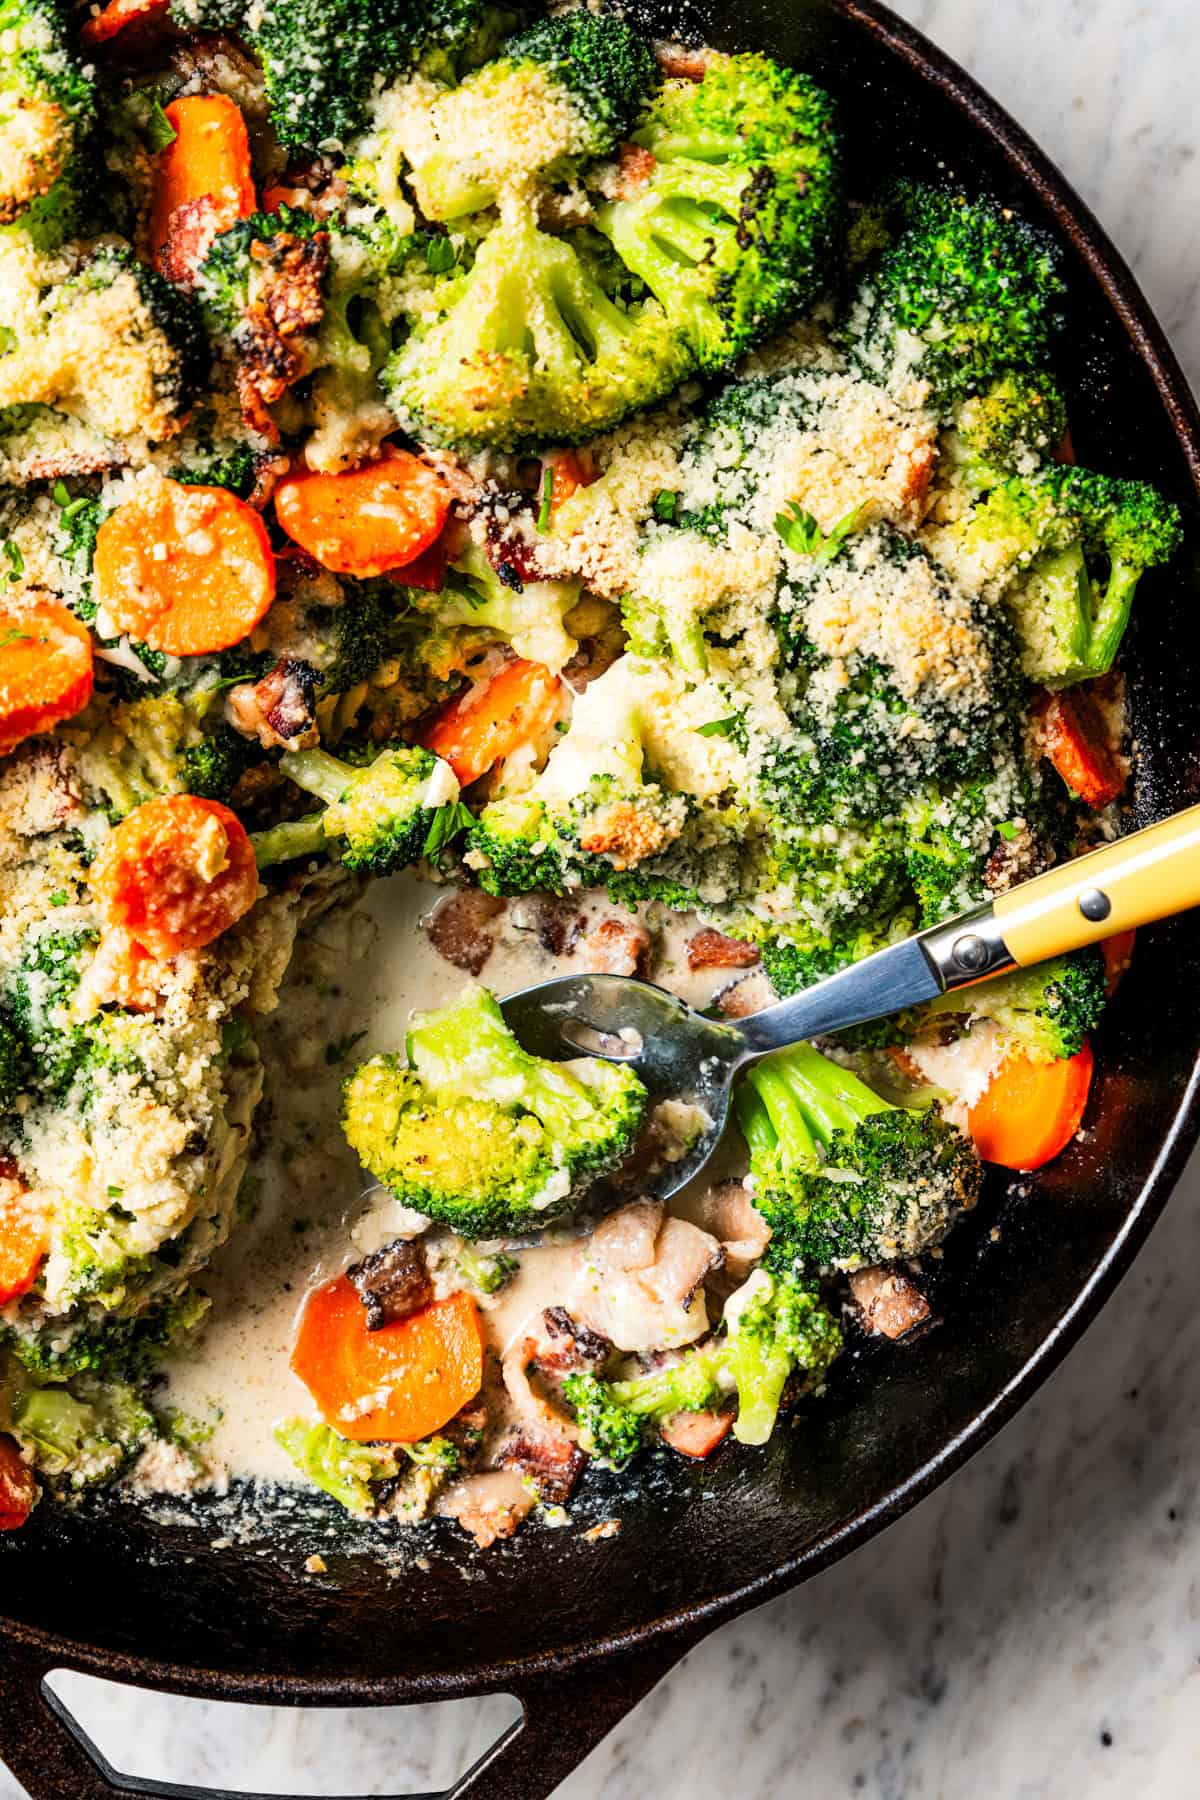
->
6;2;1200;1795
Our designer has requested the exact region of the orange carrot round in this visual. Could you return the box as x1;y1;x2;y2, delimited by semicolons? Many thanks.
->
291;1277;483;1444
81;0;168;47
273;452;451;578
0;603;94;756
0;1185;48;1305
93;481;276;657
968;1041;1095;1172
421;658;563;786
90;795;259;957
0;1436;35;1532
150;95;256;267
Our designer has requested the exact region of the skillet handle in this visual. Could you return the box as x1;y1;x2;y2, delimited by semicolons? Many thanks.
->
0;1626;699;1800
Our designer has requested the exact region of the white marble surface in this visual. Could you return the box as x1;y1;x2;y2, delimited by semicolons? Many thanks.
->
6;2;1200;1794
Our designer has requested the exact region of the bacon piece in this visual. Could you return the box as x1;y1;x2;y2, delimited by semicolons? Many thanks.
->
580;916;652;978
848;1265;932;1341
532;1306;611;1374
1034;687;1126;810
235;229;330;436
0;1435;36;1532
158;194;228;291
660;1410;731;1459
226;657;319;752
347;1238;433;1331
496;1434;586;1506
508;893;584;957
426;888;505;975
437;1470;535;1548
685;928;760;972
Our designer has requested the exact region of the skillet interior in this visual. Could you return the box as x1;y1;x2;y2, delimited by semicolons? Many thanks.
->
2;0;1199;1773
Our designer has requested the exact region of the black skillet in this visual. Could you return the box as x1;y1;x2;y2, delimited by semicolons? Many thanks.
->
3;3;1200;1795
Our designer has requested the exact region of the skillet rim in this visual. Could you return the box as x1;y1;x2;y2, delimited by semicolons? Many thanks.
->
4;0;1200;1711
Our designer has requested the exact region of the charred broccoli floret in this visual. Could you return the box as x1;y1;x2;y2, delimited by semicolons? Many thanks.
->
564;1264;842;1457
596;52;841;371
252;744;459;873
403;10;657;221
385;202;691;451
735;1041;981;1271
934;464;1182;684
341;983;647;1236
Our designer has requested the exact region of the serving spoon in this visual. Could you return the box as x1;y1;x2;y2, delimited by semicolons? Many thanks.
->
501;801;1200;1201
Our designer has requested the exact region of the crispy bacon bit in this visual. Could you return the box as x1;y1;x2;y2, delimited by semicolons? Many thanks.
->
347;1237;433;1330
613;141;657;198
533;1306;611;1374
654;42;710;79
482;500;545;589
262;156;348;220
426;888;505;975
685;928;760;972
696;1180;771;1284
848;1265;932;1341
660;1409;731;1459
509;893;584;957
496;1434;586;1505
227;657;319;751
236;229;330;436
580;916;653;978
158;193;228;291
502;1331;580;1441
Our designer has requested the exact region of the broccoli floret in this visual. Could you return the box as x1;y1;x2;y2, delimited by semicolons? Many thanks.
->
455;1244;518;1295
469;654;689;896
0;1016;25;1107
5;1286;209;1381
78;693;260;818
196;209;328;435
921;948;1107;1063
0;246;207;445
936;464;1182;685
8;1375;156;1488
385;202;692;451
949;369;1068;487
595;53;841;372
841;181;1065;414
253;0;504;150
317;582;392;694
564;1263;842;1458
254;743;458;874
422;542;582;673
341;982;647;1236
274;1418;399;1516
734;1040;981;1272
4;924;96;1091
0;0;93;227
169;441;264;499
404;11;657;221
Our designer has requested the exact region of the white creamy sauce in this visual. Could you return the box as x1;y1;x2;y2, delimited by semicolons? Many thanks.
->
157;875;744;1487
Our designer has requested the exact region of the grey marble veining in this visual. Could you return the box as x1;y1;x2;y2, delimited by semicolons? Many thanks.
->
5;2;1200;1794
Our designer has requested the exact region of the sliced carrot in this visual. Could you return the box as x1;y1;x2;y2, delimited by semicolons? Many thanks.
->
542;448;594;516
150;96;256;268
1101;928;1136;996
0;603;93;756
1036;689;1125;809
0;1185;48;1306
968;1041;1095;1172
93;481;276;657
81;0;168;47
274;452;451;579
420;658;564;786
291;1278;484;1444
90;794;260;957
0;1436;35;1532
660;1410;732;1459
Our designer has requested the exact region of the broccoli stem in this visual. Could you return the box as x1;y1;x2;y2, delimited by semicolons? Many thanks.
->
280;747;359;807
252;813;330;869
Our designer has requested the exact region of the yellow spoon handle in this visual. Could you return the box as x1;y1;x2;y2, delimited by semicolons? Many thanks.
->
992;803;1200;966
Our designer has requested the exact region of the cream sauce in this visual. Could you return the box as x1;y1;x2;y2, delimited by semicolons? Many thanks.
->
156;874;746;1485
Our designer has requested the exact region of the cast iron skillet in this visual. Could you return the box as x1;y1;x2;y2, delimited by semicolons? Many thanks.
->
3;3;1200;1795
